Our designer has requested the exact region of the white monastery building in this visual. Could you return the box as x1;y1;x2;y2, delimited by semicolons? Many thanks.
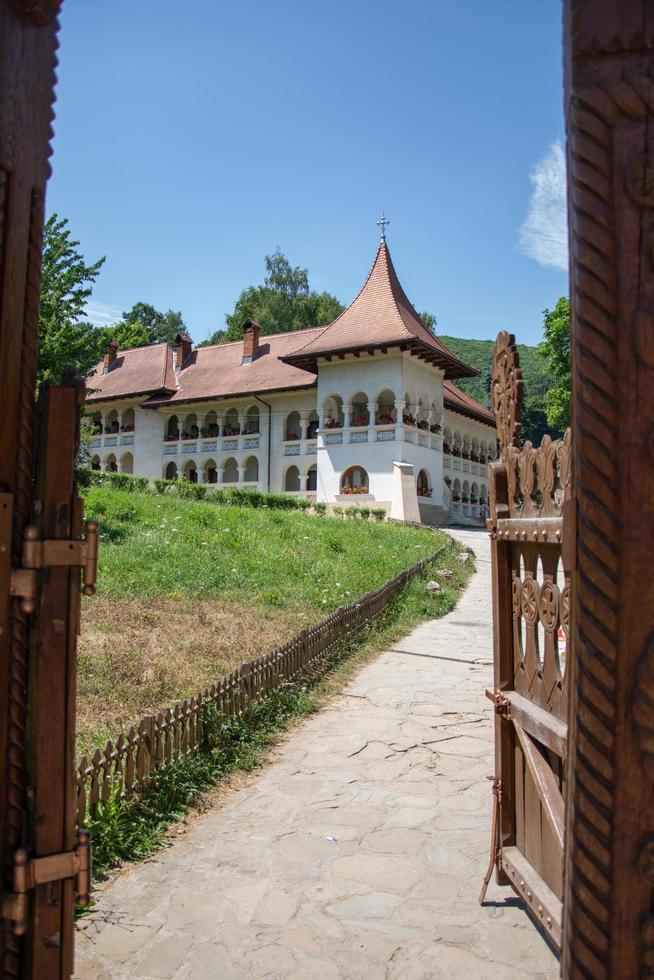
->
86;237;497;525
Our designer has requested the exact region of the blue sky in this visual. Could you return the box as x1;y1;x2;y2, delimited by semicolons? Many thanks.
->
48;0;568;346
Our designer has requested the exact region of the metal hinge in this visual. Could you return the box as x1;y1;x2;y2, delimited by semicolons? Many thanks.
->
485;688;511;720
2;830;91;936
9;519;99;614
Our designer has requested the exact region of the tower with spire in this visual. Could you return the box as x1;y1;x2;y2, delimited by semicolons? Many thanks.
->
282;225;481;520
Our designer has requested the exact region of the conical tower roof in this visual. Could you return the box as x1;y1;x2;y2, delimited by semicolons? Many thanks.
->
283;239;477;379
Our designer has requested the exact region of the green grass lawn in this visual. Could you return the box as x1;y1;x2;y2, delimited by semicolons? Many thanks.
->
83;485;441;609
78;487;466;752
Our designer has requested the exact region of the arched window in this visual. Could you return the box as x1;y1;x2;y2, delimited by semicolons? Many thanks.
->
323;394;344;429
350;392;369;427
341;465;369;494
285;411;301;440
417;398;429;430
462;480;470;503
105;453;118;473
375;389;396;425
182;414;198;440
106;410;119;434
443;427;452;454
165;461;178;480
244;456;259;482
417;469;431;497
307;464;317;492
203;459;218;484
403;392;417;426
223;457;238;483
452;478;461;502
183;460;198;483
120;452;133;474
471;482;479;504
223;408;239;436
166;415;179;441
285;465;301;492
91;455;101;471
307;410;319;439
121;408;135;433
243;405;259;434
204;411;218;437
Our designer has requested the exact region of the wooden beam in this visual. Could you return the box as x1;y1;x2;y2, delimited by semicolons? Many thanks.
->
513;721;564;853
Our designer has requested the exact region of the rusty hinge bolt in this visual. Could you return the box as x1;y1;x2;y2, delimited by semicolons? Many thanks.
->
2;829;91;936
485;688;511;720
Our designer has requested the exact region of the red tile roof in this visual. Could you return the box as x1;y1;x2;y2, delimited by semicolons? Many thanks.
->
282;240;477;379
142;328;325;407
86;343;176;403
443;380;495;427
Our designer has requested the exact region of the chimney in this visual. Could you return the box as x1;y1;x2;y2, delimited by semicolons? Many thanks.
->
175;332;193;372
242;318;260;364
103;339;118;374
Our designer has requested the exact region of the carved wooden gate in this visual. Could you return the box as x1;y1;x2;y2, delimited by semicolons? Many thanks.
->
0;4;95;978
480;331;572;949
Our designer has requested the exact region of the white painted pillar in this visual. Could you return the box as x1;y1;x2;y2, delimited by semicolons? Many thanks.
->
390;461;421;523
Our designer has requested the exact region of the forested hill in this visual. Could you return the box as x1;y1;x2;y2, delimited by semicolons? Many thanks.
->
439;335;557;444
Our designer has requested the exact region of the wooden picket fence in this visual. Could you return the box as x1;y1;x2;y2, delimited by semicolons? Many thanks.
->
76;548;446;824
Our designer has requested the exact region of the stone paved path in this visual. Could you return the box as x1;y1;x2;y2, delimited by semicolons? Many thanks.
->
75;529;559;979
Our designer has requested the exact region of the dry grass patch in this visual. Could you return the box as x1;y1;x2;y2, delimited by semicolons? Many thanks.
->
77;595;319;753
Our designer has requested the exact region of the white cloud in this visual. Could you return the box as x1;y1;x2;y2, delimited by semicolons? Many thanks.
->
84;301;122;326
518;141;568;271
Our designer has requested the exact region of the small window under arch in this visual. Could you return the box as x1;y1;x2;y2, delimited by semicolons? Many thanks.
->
341;465;369;494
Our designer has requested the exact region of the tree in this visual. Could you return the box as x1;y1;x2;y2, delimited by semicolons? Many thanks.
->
38;214;105;388
538;296;571;431
419;310;438;332
120;302;187;346
219;249;344;342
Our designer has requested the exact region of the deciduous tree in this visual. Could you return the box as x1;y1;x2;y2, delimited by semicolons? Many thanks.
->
38;213;105;387
538;296;571;431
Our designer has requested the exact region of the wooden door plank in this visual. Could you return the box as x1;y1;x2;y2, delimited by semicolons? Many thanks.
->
501;845;562;949
514;721;564;854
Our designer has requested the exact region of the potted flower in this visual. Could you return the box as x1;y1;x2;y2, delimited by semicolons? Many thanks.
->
403;414;416;426
452;447;461;458
376;411;394;425
430;423;441;433
286;432;300;440
452;494;461;503
351;414;368;427
325;417;341;429
417;419;429;430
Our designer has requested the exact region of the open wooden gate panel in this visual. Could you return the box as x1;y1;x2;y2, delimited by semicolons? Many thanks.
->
482;332;572;950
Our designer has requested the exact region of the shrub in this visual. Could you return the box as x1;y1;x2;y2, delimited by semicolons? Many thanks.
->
333;506;343;517
372;508;386;522
346;506;360;519
359;506;371;520
313;502;327;515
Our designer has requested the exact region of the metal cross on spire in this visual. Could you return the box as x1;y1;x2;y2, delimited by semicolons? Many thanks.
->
377;211;390;241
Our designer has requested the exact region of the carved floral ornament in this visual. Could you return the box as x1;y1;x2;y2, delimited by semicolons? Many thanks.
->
491;330;523;457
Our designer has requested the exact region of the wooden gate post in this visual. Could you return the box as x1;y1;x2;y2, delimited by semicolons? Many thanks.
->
563;3;654;977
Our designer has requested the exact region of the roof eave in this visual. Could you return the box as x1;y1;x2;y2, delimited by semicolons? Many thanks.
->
444;398;496;428
85;385;176;404
282;337;479;380
141;379;318;409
